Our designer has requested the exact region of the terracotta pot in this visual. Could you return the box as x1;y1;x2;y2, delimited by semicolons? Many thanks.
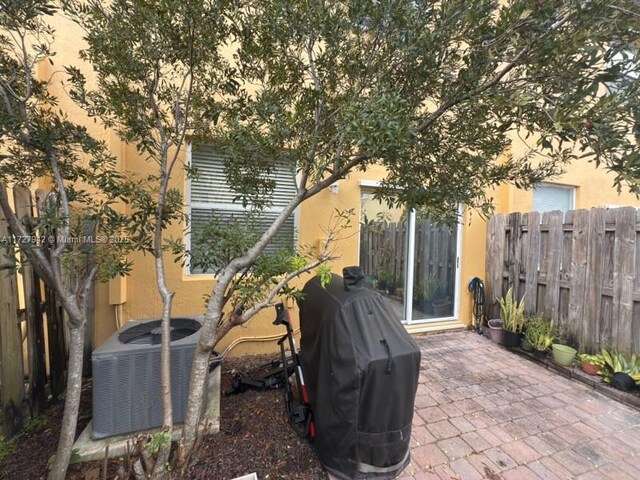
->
580;361;601;376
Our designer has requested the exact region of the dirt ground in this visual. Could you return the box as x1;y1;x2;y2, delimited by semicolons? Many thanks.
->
0;354;325;480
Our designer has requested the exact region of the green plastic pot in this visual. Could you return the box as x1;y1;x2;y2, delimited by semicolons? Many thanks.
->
552;344;577;366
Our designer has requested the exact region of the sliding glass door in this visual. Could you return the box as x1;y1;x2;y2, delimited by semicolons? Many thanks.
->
359;191;460;324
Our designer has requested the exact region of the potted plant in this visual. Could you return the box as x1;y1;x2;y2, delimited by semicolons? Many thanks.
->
577;353;605;375
524;314;557;358
498;287;525;347
419;274;440;313
521;336;534;351
433;297;452;317
598;348;640;391
377;268;394;294
552;343;577;366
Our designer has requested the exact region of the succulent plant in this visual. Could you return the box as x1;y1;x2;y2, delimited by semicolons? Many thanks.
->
577;353;605;366
498;287;526;333
524;314;558;351
598;349;640;385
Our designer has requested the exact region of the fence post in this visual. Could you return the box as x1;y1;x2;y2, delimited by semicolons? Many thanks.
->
0;186;25;437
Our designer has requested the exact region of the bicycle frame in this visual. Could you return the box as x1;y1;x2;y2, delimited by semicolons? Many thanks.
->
274;302;315;439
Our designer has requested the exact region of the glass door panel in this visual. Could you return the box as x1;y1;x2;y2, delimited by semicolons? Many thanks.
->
412;212;457;320
359;191;408;322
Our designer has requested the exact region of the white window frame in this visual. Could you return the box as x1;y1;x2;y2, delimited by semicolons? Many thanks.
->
184;143;300;276
358;180;462;325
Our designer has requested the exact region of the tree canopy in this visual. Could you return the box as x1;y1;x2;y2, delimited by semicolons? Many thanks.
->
218;0;639;220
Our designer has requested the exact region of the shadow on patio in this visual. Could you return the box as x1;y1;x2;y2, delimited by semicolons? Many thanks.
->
402;332;640;480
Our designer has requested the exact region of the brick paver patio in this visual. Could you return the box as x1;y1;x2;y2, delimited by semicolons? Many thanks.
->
401;331;640;480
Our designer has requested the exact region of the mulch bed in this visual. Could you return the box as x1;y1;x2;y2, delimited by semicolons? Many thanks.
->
0;380;94;480
0;354;325;480
183;354;325;480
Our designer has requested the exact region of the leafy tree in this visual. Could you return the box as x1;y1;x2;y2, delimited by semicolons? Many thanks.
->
60;0;237;475
65;0;639;473
0;2;132;479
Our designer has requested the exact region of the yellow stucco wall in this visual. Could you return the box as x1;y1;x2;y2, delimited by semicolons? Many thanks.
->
35;13;640;356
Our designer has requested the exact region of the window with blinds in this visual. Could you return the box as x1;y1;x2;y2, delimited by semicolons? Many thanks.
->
188;145;297;274
531;183;574;213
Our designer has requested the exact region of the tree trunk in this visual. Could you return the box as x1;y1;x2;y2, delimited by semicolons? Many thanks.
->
177;325;217;466
150;254;174;479
48;322;85;480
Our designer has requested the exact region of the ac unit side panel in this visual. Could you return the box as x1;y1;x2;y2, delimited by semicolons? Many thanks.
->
92;324;200;440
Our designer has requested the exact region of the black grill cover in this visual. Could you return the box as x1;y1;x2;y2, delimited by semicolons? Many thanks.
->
298;267;421;479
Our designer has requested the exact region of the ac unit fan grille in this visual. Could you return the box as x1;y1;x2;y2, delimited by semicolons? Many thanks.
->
118;318;201;345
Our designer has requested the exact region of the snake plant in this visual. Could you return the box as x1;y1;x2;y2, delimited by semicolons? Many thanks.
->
498;287;526;333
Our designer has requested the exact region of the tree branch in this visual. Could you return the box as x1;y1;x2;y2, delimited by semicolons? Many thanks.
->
48;152;73;258
237;255;331;324
416;8;575;134
79;265;98;313
304;153;369;199
0;83;15;118
306;32;323;164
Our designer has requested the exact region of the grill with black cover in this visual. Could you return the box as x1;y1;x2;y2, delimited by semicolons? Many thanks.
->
298;266;421;479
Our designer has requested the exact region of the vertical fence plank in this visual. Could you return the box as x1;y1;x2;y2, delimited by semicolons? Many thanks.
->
439;227;450;296
567;210;589;346
561;211;574;286
581;208;605;351
634;210;640;355
612;207;636;352
508;213;522;299
523;212;541;315
0;187;25;437
577;208;603;351
599;209;618;346
543;211;563;322
486;214;506;319
13;186;47;415
35;189;66;400
421;219;431;281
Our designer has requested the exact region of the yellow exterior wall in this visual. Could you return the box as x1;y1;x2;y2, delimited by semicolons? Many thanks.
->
34;13;640;356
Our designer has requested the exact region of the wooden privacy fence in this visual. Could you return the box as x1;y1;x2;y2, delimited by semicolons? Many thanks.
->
486;207;640;355
0;186;76;438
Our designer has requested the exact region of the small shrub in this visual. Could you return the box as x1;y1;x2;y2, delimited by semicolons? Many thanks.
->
0;436;15;461
524;314;558;351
